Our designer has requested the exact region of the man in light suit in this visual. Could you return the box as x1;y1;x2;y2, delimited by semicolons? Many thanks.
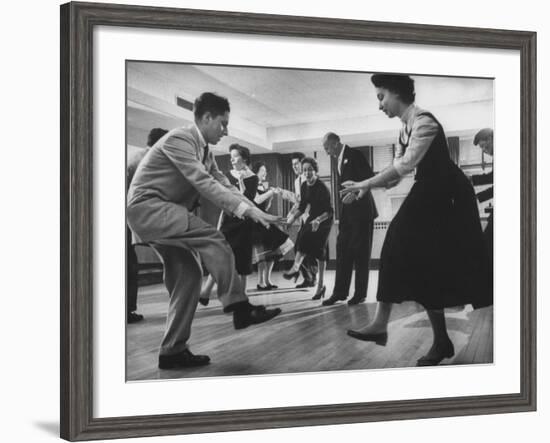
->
321;132;378;306
127;92;282;370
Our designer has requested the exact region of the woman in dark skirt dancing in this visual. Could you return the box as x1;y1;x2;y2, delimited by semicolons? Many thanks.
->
218;144;259;286
199;144;256;305
284;157;333;300
341;74;492;366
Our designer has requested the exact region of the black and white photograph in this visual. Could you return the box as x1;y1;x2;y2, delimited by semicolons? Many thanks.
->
125;61;494;381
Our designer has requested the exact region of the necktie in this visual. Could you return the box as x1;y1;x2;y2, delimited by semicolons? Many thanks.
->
202;144;209;164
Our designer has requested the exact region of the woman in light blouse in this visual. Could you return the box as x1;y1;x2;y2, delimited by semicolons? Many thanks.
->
342;74;492;366
283;157;333;300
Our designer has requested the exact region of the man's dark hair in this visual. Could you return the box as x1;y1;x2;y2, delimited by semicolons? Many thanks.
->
228;143;251;165
146;128;168;147
371;74;416;104
301;156;319;173
473;128;494;146
252;161;266;174
193;92;230;119
290;152;305;162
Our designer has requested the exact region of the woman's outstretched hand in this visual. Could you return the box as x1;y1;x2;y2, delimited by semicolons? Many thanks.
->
310;219;320;232
340;180;368;198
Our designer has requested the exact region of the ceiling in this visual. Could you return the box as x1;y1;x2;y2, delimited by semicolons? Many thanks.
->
127;61;494;153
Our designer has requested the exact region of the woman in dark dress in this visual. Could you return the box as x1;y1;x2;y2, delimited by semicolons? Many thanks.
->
215;144;259;292
251;161;294;290
341;74;492;366
198;144;256;305
283;157;333;300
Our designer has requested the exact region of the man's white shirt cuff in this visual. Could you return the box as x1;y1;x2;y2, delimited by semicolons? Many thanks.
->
234;202;250;218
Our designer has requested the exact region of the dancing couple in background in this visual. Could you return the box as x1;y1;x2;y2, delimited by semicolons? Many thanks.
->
199;146;293;304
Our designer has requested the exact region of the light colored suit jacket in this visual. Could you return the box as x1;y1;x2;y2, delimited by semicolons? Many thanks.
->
127;125;249;244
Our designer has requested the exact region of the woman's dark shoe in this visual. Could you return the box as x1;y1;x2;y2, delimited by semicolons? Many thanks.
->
267;283;278;290
312;286;326;300
283;270;300;282
256;284;270;291
416;343;455;366
347;329;388;346
198;297;210;306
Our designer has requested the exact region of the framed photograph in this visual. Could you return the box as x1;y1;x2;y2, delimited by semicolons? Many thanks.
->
60;1;536;441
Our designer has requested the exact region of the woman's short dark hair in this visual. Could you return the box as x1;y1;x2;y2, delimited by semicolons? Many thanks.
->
146;128;168;147
228;143;251;165
193;92;230;119
371;74;415;104
290;152;305;162
252;161;266;174
301;156;318;172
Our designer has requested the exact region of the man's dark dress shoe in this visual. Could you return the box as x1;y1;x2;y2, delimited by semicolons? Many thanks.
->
198;297;210;306
158;349;211;369
347;329;388;346
267;283;278;289
256;284;270;291
127;312;144;323
322;294;347;306
296;280;315;289
347;296;366;306
233;304;282;330
416;343;455;366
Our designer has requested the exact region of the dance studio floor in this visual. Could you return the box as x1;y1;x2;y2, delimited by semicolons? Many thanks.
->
126;270;493;381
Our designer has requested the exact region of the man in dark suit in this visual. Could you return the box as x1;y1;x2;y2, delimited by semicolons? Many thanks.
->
321;132;378;306
472;128;493;269
127;92;282;369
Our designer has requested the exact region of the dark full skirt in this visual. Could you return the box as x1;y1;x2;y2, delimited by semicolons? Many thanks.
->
377;166;492;310
295;219;332;261
221;216;255;275
251;223;294;264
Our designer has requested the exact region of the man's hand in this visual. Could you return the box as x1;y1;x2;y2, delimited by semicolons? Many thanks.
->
283;214;296;228
279;189;297;203
341;192;357;204
244;206;282;228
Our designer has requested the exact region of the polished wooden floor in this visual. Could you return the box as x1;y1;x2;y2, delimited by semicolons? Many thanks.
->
126;270;493;381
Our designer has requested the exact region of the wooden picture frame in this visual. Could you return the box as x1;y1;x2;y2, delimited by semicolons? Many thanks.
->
60;1;536;440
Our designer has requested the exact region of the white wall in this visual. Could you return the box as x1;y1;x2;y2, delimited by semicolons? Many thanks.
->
2;1;546;443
